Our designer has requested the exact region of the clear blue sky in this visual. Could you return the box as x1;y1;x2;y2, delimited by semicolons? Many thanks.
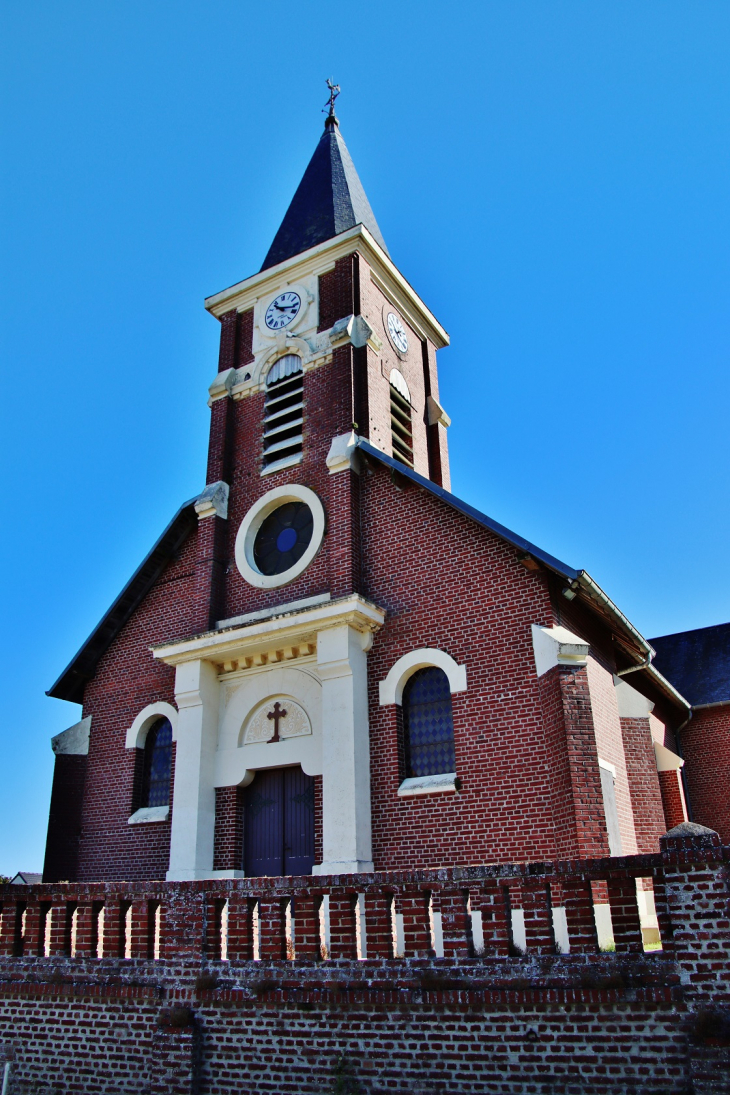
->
2;1;729;875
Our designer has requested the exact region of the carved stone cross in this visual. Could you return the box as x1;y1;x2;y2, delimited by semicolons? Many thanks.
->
267;702;287;743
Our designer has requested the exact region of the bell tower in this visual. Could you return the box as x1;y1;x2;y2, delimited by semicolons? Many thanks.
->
193;92;451;635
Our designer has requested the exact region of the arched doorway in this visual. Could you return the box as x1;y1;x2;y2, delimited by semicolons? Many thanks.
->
242;766;315;876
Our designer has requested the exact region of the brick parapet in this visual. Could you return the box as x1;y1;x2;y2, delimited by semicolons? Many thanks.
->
0;851;690;963
3;839;730;1093
660;825;730;1005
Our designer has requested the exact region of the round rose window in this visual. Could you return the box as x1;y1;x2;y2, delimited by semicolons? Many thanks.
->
253;501;314;576
235;484;325;590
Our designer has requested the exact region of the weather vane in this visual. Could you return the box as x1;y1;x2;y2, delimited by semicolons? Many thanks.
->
324;78;341;118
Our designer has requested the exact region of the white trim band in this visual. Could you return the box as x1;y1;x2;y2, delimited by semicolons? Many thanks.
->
128;806;170;825
398;773;459;797
125;702;178;750
379;648;467;706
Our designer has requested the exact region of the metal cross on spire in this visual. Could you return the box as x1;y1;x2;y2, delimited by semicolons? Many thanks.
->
324;78;341;119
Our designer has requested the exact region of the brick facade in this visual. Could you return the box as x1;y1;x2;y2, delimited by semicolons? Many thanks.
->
659;769;689;831
620;715;668;854
679;705;730;843
42;237;705;887
31;116;730;1091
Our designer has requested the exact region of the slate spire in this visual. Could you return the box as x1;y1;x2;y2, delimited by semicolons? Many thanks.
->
260;109;389;271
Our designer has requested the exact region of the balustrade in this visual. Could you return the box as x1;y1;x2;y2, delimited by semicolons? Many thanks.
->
0;854;669;964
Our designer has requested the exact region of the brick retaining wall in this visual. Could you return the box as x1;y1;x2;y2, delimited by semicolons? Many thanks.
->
1;826;728;1094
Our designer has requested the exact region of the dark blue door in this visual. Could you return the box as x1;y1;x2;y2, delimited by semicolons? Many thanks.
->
243;767;315;877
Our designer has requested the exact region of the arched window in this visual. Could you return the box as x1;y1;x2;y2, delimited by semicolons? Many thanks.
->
141;718;173;807
263;355;304;472
390;369;413;467
403;667;455;777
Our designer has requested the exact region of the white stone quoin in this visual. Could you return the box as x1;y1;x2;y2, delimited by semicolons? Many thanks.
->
314;623;374;874
166;659;220;882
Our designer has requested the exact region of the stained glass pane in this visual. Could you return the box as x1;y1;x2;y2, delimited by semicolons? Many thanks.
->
253;501;314;576
403;667;456;778
143;718;172;807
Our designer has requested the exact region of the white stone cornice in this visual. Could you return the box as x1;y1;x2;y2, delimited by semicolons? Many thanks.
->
531;624;590;677
51;717;91;756
326;431;360;475
203;224;449;350
194;481;229;520
152;594;386;668
426;395;451;429
208;367;236;406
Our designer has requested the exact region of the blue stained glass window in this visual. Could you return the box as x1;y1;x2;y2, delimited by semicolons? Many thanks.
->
142;718;173;807
253;501;313;576
403;667;456;778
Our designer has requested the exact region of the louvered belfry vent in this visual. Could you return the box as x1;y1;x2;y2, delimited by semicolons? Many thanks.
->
263;355;304;472
390;371;414;468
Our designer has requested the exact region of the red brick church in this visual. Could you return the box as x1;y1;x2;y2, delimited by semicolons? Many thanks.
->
42;96;730;934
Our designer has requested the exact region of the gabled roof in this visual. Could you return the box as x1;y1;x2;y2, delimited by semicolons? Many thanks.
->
356;439;689;711
650;622;730;707
47;499;198;704
48;440;689;713
261;116;389;271
356;438;578;578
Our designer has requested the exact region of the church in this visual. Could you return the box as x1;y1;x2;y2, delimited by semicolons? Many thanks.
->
41;91;730;903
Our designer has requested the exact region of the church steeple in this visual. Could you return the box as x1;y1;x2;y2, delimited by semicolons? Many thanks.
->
260;93;389;271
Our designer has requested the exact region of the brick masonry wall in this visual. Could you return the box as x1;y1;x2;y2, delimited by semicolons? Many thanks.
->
679;705;730;843
43;754;87;883
358;254;433;480
0;957;695;1095
585;658;638;855
360;460;569;869
621;716;668;853
659;770;688;830
2;833;730;1094
213;787;244;872
73;529;200;882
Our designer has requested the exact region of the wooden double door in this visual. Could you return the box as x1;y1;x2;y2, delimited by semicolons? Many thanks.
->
242;766;315;877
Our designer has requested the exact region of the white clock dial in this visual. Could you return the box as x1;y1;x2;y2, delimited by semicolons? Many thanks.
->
387;311;409;354
265;291;302;331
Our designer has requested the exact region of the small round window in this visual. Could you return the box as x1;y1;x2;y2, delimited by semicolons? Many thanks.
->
235;484;326;589
253;501;314;576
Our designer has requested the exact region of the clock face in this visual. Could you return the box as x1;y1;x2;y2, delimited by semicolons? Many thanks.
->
265;291;302;331
387;311;409;355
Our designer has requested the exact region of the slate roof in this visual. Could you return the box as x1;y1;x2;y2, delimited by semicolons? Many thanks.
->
260;116;389;271
649;623;730;707
355;440;578;581
356;440;688;712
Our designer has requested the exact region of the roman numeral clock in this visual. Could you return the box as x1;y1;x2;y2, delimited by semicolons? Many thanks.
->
265;291;302;330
